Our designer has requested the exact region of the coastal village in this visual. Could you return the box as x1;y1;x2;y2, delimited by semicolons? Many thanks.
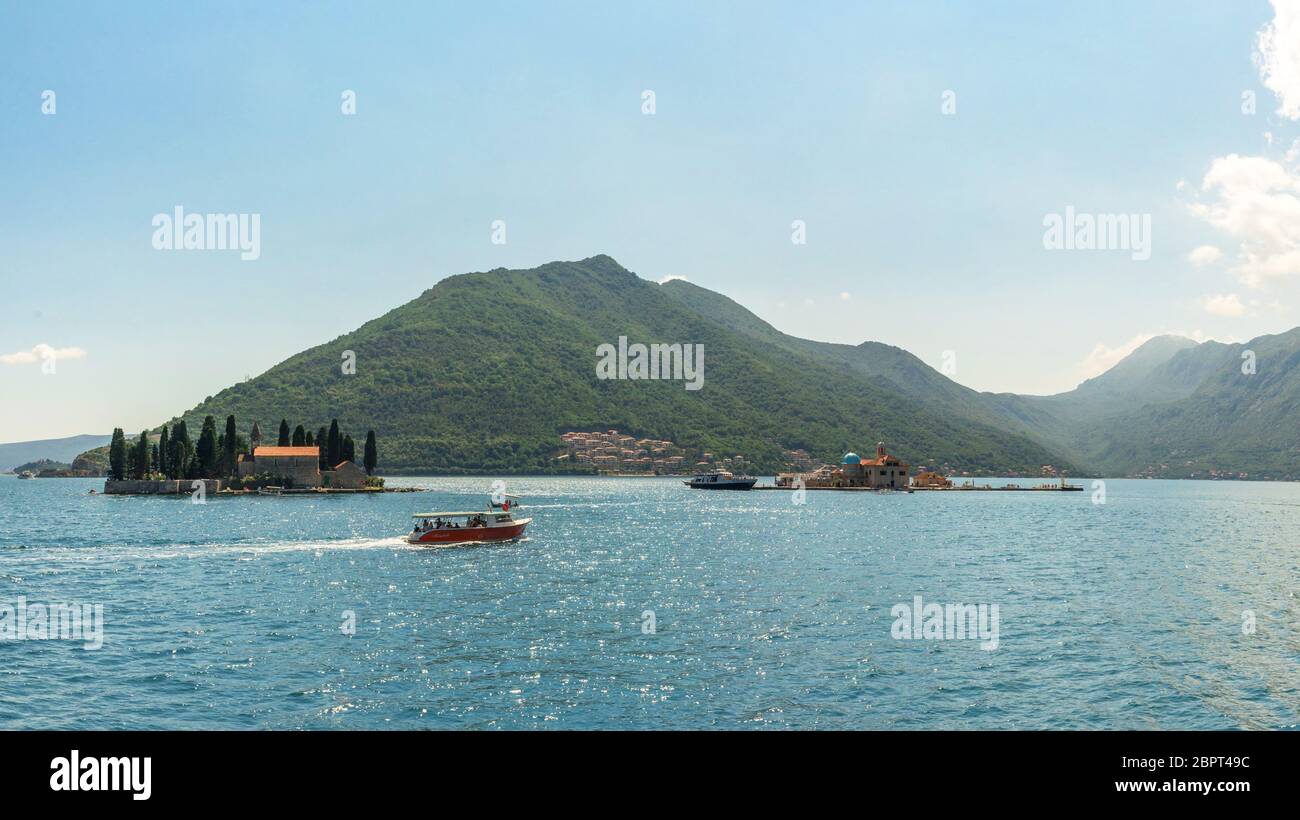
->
553;429;813;476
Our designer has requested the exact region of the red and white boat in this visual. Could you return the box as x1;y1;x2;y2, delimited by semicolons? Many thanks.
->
407;496;531;545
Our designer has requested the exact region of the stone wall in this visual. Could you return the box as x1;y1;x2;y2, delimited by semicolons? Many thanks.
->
104;479;222;495
323;461;368;489
238;455;320;488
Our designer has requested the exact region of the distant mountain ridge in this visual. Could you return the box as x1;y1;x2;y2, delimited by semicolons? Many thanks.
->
1062;329;1300;478
0;434;112;472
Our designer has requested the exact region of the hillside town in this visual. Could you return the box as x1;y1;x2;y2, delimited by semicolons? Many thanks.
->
552;429;813;475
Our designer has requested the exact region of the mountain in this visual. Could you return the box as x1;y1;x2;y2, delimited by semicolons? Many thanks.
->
976;335;1215;464
160;256;1080;475
1067;328;1300;478
0;434;112;472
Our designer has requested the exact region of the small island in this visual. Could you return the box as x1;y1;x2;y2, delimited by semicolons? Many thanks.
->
99;416;402;495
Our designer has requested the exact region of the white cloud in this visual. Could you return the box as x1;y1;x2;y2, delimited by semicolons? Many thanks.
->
0;343;88;366
1199;293;1247;317
1255;0;1300;120
1188;245;1224;266
657;274;688;284
1189;153;1300;286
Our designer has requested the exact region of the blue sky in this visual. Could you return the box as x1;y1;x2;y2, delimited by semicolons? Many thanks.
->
3;0;1299;442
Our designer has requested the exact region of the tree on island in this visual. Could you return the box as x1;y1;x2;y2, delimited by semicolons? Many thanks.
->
133;430;150;479
169;420;192;480
317;427;329;469
327;419;341;467
292;425;306;447
305;431;314;447
278;419;291;447
342;434;356;464
364;431;377;475
224;416;238;475
197;416;219;478
108;429;127;481
158;425;170;477
150;443;160;474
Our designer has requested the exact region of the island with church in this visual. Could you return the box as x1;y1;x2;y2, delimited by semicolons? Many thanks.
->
96;415;418;495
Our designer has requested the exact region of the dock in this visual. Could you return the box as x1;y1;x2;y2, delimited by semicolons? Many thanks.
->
752;483;1083;492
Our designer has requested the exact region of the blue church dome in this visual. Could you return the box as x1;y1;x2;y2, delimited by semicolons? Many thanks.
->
842;452;861;465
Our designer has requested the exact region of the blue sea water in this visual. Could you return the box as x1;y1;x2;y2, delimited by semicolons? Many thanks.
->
0;475;1296;730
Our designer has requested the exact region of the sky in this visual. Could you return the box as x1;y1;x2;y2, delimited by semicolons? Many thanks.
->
3;0;1300;442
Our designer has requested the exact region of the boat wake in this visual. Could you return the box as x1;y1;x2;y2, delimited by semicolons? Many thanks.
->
28;535;415;563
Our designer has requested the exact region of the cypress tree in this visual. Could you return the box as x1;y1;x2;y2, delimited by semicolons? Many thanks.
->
278;419;291;447
224;415;238;475
327;419;341;467
151;443;160;474
158;426;170;477
171;420;192;479
133;430;150;479
364;431;377;475
292;424;306;446
317;427;329;470
305;431;314;447
197;416;218;478
108;428;127;481
342;434;356;463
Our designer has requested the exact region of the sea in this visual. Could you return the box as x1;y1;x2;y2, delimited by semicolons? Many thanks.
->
0;475;1296;729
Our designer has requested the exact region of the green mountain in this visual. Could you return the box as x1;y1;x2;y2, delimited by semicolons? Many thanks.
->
161;256;1080;475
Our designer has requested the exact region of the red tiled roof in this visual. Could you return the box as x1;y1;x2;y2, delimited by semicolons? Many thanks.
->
252;446;319;458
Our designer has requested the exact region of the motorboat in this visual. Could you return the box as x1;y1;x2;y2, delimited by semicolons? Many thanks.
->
408;495;531;545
